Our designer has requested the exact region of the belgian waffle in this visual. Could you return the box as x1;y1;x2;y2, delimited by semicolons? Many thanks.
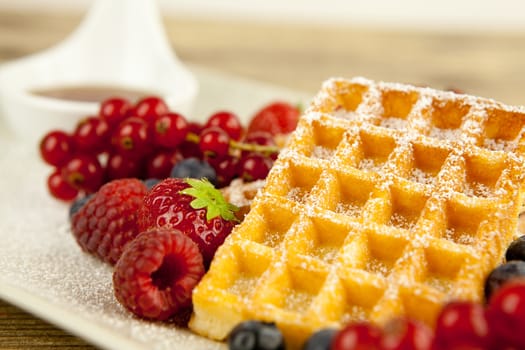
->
190;77;525;348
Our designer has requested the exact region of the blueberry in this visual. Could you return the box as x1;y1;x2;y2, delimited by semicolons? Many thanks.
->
484;260;525;302
68;194;93;220
228;320;285;350
143;178;161;190
170;158;217;185
506;235;525;262
302;328;337;350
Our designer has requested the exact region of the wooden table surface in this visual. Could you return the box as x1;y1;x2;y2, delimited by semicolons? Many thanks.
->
1;9;525;350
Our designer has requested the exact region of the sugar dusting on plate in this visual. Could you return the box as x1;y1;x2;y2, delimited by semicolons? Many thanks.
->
0;140;225;350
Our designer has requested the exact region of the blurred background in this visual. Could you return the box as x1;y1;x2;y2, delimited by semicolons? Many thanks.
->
0;0;524;104
2;0;525;30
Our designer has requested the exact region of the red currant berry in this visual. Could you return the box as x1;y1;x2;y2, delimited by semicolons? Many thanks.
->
73;116;110;153
486;280;525;349
61;154;104;193
244;130;276;146
111;117;152;158
153;112;189;149
205;111;243;141
433;301;490;350
179;122;204;159
247;101;300;136
106;152;144;180
132;96;169;126
381;318;433;350
332;322;382;350
47;169;79;201
146;150;182;179
239;153;273;181
208;155;238;187
199;127;231;158
39;130;74;167
99;97;132;130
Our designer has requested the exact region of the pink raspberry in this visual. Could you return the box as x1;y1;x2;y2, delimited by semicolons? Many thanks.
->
71;178;147;264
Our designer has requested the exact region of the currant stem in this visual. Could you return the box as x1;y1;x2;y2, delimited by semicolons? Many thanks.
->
185;132;280;155
229;139;280;154
186;132;200;144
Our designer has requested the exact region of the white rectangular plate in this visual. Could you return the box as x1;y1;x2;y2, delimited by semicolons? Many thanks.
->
0;66;312;350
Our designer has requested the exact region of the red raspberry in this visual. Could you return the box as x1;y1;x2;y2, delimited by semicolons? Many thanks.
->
486;279;525;349
246;101;300;136
113;227;204;321
71;178;148;264
138;178;238;267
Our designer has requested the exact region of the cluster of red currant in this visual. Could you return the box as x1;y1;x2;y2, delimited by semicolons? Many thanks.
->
39;96;300;201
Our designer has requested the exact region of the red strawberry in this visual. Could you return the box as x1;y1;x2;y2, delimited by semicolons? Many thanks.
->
71;178;148;264
138;178;238;267
113;227;204;321
246;101;300;136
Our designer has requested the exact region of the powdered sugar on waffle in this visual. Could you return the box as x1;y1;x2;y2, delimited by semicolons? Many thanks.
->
220;178;265;208
190;77;525;347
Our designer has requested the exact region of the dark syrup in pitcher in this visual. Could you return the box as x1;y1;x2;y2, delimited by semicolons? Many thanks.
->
31;85;158;103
